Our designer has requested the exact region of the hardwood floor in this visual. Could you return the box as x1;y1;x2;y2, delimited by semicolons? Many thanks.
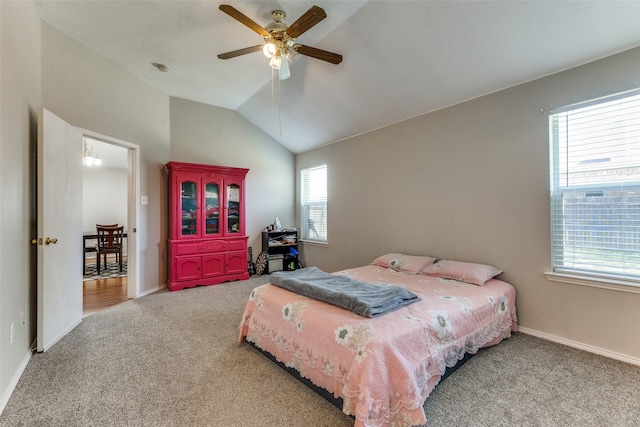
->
83;257;130;317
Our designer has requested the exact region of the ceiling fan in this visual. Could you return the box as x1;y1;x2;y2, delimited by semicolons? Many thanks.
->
217;4;342;80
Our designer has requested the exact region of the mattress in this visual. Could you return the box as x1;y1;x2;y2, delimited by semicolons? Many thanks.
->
239;264;517;427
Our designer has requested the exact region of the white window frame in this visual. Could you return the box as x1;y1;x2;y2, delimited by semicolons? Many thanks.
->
300;164;328;243
547;88;640;292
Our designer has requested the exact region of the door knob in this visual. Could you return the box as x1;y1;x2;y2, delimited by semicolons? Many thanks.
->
45;237;58;245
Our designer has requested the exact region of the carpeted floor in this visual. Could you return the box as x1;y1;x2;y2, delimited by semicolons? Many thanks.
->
1;276;639;426
83;260;127;281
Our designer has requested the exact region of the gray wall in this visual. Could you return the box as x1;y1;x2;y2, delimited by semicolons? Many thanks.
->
297;47;640;363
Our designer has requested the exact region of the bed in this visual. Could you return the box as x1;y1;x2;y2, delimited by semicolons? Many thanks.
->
238;254;517;427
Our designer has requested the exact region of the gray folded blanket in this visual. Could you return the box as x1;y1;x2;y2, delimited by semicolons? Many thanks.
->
269;266;420;318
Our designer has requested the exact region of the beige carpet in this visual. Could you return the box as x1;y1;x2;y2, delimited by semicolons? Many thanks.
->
1;276;639;426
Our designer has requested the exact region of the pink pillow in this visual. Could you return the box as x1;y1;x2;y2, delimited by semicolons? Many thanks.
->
420;259;502;285
371;253;436;274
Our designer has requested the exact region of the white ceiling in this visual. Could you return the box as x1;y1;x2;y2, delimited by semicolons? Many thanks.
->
36;1;640;154
84;137;128;170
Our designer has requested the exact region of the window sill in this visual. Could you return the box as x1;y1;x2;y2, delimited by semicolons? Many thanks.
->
299;239;328;247
545;271;640;294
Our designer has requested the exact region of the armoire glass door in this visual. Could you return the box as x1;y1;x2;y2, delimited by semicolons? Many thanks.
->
227;183;241;234
204;181;220;235
180;180;198;236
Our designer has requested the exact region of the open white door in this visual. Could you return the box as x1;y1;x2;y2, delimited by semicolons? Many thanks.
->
37;108;83;352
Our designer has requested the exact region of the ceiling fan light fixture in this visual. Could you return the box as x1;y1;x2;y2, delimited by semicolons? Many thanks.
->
269;54;281;70
279;56;291;80
286;48;299;64
263;42;277;58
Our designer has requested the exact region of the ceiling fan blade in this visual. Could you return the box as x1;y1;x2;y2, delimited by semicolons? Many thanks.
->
285;6;327;39
295;45;342;65
217;45;263;60
219;5;269;37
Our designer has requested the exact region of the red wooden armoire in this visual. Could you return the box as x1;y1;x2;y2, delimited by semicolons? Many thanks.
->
166;161;249;291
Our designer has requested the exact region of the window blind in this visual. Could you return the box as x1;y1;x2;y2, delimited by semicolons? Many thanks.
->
301;164;327;242
550;89;640;282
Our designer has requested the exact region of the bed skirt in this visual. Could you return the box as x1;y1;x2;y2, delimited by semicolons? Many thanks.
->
247;340;475;413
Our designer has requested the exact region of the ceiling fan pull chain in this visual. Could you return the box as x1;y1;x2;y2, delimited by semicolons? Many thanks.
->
271;68;277;131
278;73;283;136
270;67;283;136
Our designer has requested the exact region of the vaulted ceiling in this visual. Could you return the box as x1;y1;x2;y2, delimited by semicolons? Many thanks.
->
36;1;640;153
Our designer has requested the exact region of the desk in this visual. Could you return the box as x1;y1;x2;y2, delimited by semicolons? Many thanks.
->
83;232;127;274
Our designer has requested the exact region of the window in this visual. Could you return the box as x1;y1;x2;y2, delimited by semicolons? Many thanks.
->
301;164;327;242
550;89;640;283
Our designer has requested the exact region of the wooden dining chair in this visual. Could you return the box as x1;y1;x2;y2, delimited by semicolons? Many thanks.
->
83;223;118;275
96;225;124;274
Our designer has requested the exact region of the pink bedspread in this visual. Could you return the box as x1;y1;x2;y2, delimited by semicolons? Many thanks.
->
239;265;517;427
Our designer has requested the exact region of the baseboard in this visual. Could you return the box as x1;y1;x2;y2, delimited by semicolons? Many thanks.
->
138;284;163;298
0;350;32;415
518;326;640;367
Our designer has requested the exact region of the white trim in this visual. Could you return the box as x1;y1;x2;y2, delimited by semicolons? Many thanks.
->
41;318;82;352
550;87;640;114
545;271;640;294
518;327;640;367
139;284;165;298
125;145;140;299
299;239;328;246
0;350;32;415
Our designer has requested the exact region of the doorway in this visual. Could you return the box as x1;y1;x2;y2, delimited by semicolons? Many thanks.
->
79;132;139;315
81;137;129;315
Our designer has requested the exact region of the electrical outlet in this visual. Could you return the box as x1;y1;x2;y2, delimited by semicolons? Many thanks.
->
10;323;14;346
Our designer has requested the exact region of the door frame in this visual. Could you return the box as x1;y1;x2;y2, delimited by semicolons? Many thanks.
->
81;129;140;299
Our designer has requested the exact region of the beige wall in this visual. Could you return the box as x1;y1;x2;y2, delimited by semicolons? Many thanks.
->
0;0;42;410
1;5;295;410
169;97;295;253
297;47;640;363
41;23;171;296
40;25;296;311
